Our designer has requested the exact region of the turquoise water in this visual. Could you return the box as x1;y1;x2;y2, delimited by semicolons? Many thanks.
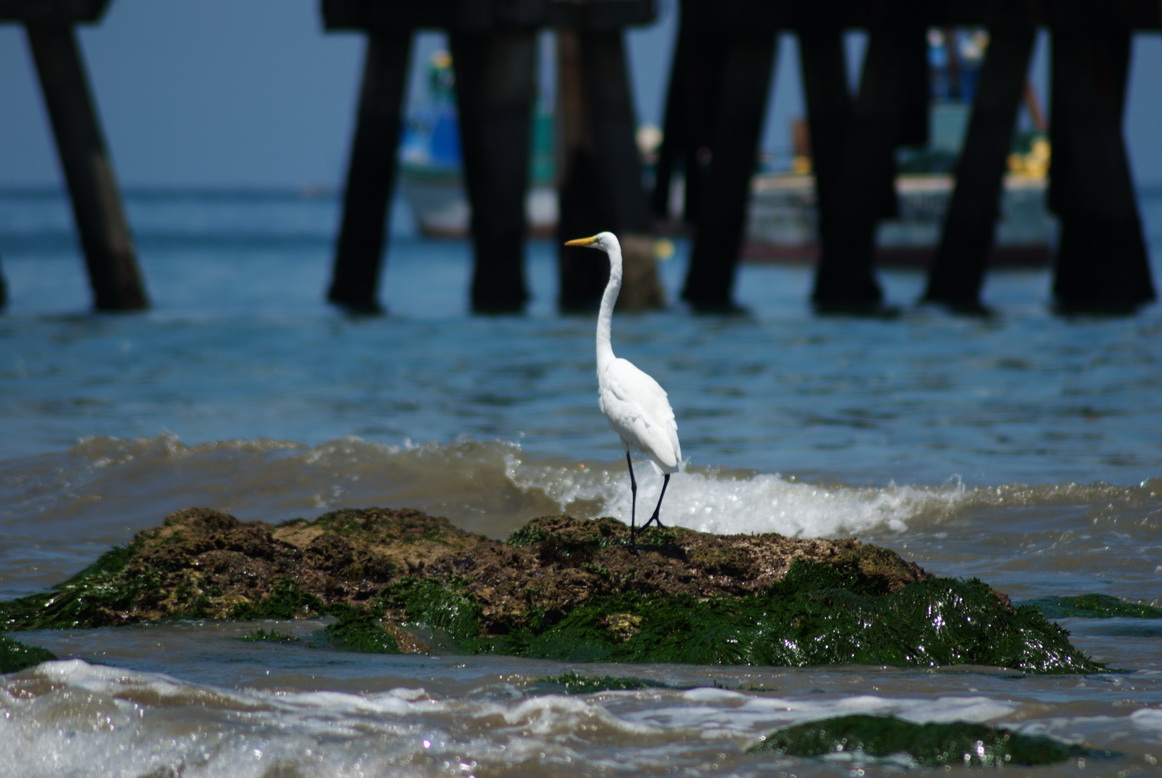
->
1;189;1161;775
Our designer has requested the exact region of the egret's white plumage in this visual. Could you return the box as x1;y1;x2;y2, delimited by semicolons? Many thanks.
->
564;231;681;537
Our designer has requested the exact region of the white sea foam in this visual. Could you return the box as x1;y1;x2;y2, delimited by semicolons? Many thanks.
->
1131;707;1162;732
511;454;969;538
0;660;685;777
2;661;458;778
6;655;1159;777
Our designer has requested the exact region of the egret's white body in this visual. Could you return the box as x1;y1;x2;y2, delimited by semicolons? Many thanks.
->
564;232;681;536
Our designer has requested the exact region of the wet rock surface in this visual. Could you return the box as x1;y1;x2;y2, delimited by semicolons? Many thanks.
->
0;507;1104;673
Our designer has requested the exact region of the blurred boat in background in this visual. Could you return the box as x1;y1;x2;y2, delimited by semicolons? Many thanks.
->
399;33;1055;266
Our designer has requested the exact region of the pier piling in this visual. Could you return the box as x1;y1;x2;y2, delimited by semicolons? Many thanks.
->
796;26;851;291
557;27;660;310
23;17;147;311
653;2;778;311
6;1;1160;313
450;29;536;312
328;29;412;313
680;29;778;310
1048;15;1155;311
658;1;1160;311
924;24;1036;309
324;0;656;313
810;24;929;310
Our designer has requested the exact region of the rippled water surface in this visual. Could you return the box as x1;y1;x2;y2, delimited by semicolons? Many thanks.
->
1;189;1161;775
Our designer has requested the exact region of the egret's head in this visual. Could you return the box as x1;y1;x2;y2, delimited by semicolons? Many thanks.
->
564;231;618;252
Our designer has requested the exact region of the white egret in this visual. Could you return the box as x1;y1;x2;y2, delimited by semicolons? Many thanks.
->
564;232;682;540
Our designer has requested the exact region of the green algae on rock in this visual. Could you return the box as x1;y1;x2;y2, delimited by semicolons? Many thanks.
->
239;628;301;644
323;608;404;654
389;561;1101;671
749;714;1106;767
1024;593;1162;620
532;671;671;694
0;542;148;632
373;517;1102;672
0;507;484;631
0;635;57;674
0;508;1104;672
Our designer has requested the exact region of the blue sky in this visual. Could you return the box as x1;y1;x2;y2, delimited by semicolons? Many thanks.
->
2;0;1161;189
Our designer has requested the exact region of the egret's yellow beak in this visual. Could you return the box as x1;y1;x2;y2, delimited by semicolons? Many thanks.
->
564;236;598;247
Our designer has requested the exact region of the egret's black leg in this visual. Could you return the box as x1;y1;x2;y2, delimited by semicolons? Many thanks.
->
642;473;671;529
626;450;638;537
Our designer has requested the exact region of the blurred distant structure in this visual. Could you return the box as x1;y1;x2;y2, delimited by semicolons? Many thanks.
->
653;0;1156;312
4;0;1158;314
323;0;659;313
322;0;1156;314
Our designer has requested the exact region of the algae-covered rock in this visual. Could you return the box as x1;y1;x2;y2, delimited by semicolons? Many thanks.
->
0;635;57;674
0;507;486;630
0;508;1104;672
466;515;930;626
750;714;1106;767
322;608;404;654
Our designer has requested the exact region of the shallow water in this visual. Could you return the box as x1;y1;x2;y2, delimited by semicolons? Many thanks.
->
1;188;1161;775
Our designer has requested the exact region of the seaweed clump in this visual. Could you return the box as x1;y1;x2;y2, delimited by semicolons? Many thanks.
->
0;635;56;674
749;714;1109;767
533;671;670;694
1024;594;1162;620
396;557;1102;672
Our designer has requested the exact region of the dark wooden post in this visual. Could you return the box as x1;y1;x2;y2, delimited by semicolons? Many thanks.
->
673;2;778;310
556;28;660;310
327;29;412;312
450;28;535;312
1048;19;1155;311
26;24;147;311
680;33;777;309
810;25;927;310
797;25;851;280
650;6;714;224
924;25;1036;309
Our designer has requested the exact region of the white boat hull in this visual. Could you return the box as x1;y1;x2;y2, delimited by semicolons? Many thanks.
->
399;167;1055;267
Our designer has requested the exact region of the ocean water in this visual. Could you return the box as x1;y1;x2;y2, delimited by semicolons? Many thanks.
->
1;187;1161;775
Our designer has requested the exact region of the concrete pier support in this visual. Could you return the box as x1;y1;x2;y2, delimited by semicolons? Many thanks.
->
924;25;1037;309
328;30;411;312
1048;21;1155;311
680;31;777;310
796;27;853;300
651;3;719;230
26;23;147;311
324;0;655;313
809;25;927;311
556;28;660;311
450;29;536;312
655;2;777;311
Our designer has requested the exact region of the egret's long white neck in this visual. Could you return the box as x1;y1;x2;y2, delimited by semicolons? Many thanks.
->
595;240;622;374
